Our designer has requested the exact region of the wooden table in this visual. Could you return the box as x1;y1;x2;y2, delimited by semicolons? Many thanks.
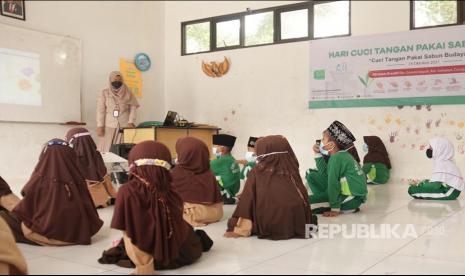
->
123;126;221;157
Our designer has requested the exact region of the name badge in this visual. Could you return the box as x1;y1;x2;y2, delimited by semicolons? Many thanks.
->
113;110;120;118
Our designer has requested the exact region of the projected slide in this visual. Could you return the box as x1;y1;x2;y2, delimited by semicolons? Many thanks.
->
0;48;41;106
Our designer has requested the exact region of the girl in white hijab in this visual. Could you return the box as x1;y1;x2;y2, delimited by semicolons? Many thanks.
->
408;138;463;200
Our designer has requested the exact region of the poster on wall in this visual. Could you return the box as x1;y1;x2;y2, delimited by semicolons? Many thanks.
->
309;25;465;109
119;58;142;98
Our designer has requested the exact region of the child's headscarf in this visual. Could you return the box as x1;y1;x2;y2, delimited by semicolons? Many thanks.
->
429;138;464;191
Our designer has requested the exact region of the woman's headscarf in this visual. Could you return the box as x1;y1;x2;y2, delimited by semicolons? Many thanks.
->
171;137;222;204
111;141;190;265
363;136;391;169
108;71;139;108
228;135;313;240
66;128;107;181
13;139;103;245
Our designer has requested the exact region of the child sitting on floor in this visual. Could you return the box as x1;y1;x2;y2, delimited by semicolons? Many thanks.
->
408;138;463;200
210;134;241;205
309;121;368;217
237;137;258;187
362;136;391;185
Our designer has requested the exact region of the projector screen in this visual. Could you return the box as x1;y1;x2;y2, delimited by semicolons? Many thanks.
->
0;48;42;106
0;23;81;123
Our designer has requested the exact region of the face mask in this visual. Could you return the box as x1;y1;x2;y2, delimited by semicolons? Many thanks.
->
111;81;123;89
245;151;257;163
213;147;222;158
319;142;334;156
426;148;433;159
363;143;369;153
256;151;288;163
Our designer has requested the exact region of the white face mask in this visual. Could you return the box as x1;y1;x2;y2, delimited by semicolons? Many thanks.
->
212;147;222;158
256;151;288;163
245;151;257;163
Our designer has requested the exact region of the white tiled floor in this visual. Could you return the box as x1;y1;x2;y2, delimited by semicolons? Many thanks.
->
13;180;465;275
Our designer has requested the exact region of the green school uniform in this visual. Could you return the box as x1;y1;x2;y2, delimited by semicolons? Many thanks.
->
408;181;461;201
210;154;241;197
240;162;256;182
310;151;368;213
306;156;328;195
363;163;390;185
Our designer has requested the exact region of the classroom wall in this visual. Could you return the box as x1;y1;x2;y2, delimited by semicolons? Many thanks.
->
164;0;465;181
3;1;465;190
0;1;165;190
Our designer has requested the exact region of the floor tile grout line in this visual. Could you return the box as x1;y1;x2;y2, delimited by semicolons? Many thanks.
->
42;253;111;272
358;210;462;275
230;240;324;273
231;238;336;275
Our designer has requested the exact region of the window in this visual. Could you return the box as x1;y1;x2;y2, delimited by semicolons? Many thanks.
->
181;1;351;55
184;22;210;54
216;19;241;48
314;1;350;38
280;9;309;40
411;0;460;29
245;12;274;46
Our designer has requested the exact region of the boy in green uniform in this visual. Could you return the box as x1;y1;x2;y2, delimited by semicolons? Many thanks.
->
362;136;391;185
210;134;241;205
306;143;360;195
306;144;329;199
238;137;258;185
309;121;368;217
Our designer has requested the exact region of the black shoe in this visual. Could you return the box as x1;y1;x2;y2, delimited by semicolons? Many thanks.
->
222;194;237;205
195;230;214;252
311;215;318;227
0;177;12;198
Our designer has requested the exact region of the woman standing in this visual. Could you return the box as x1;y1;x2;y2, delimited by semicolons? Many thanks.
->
96;71;139;152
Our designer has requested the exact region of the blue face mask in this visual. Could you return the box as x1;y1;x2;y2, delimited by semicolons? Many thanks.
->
319;142;331;156
363;143;369;153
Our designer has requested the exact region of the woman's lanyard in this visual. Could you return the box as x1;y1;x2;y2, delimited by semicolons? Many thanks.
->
110;93;121;118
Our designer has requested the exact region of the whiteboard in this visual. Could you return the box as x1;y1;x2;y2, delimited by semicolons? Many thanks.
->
0;23;81;123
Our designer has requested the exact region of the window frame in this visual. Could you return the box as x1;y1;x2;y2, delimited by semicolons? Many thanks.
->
213;15;243;51
181;19;212;55
276;5;312;43
410;0;463;30
181;1;351;56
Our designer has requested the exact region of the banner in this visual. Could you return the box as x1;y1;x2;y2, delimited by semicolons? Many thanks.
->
309;25;465;109
119;58;142;98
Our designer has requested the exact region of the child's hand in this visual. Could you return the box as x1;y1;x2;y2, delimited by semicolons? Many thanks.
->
237;160;248;165
323;211;340;217
313;144;321;154
408;179;421;186
224;232;241;238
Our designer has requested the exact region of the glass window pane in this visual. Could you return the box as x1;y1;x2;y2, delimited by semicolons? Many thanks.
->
280;9;308;40
185;22;210;54
245;12;274;46
314;1;350;38
414;1;458;28
216;19;241;48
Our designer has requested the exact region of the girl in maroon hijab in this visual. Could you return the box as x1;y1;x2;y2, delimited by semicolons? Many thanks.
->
225;135;316;240
66;128;117;207
171;137;223;227
0;139;103;246
110;141;211;275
